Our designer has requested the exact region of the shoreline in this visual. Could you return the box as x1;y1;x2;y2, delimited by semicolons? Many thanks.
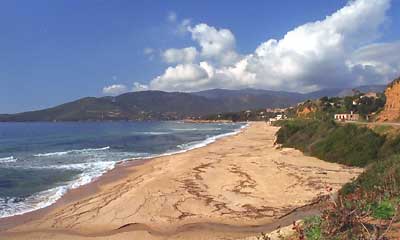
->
0;123;248;226
0;122;362;240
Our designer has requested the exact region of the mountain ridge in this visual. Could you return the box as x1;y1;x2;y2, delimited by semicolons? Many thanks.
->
0;85;386;122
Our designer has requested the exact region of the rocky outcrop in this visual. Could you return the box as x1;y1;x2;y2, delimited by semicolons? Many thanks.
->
296;102;318;118
377;77;400;122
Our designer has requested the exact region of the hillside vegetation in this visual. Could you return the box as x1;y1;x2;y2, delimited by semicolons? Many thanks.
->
295;93;385;121
275;119;400;239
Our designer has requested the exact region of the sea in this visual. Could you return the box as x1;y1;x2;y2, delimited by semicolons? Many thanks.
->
0;121;246;218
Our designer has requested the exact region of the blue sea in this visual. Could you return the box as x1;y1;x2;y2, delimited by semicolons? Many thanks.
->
0;121;246;218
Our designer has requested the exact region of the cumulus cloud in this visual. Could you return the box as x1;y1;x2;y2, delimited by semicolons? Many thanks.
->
349;41;400;78
150;63;211;91
102;84;128;95
243;0;392;90
162;47;198;64
148;0;397;92
188;23;240;65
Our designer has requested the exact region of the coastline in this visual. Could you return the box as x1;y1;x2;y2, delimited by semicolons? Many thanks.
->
0;122;362;240
0;122;247;220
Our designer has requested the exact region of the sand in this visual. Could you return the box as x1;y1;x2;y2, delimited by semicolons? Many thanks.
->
0;122;363;240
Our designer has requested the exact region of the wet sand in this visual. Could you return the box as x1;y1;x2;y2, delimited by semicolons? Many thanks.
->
0;122;362;239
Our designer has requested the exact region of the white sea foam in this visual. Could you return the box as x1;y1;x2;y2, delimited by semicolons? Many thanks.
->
0;160;116;218
139;131;171;135
171;127;223;131
0;156;17;163
34;146;110;157
0;186;67;218
171;128;199;131
162;123;249;157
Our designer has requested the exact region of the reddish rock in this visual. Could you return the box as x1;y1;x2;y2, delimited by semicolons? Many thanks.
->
377;77;400;122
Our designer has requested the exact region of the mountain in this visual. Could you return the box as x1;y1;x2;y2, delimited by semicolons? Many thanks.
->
0;85;386;122
0;91;223;121
192;88;305;112
302;85;387;99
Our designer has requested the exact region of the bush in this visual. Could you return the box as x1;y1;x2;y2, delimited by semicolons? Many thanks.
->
275;120;385;167
276;119;400;239
341;155;400;197
303;216;323;240
312;124;384;166
371;200;396;220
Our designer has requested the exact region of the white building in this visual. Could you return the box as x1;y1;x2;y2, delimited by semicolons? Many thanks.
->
334;111;360;121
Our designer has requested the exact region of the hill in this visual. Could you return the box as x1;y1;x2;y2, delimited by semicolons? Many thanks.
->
0;91;222;121
0;85;386;122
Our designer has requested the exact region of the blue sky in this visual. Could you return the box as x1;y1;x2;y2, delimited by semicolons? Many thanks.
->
1;0;400;113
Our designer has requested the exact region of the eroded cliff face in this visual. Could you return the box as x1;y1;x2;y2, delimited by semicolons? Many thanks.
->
377;77;400;122
296;104;317;118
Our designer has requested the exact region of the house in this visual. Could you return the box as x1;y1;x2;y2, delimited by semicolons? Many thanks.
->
268;114;287;125
334;111;360;121
361;92;378;98
265;108;287;113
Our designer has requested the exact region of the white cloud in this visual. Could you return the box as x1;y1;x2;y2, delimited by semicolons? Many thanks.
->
149;0;396;92
238;0;391;91
177;19;191;35
143;47;155;60
143;47;154;55
167;11;177;23
349;41;400;75
150;63;211;91
102;84;128;95
162;47;198;64
345;41;400;85
133;82;149;92
188;23;239;65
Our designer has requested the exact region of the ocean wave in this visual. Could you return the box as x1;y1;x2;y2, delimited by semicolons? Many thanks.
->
0;156;17;163
0;186;67;218
171;127;221;131
0;160;116;218
171;128;199;131
34;146;110;157
37;161;115;171
139;131;171;135
167;123;248;156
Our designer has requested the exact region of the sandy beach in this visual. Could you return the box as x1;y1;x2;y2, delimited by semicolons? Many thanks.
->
0;122;363;240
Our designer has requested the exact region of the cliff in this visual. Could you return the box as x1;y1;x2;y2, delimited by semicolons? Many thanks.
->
377;77;400;122
296;101;318;118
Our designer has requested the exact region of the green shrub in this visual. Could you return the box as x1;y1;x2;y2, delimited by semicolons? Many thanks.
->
341;155;400;196
371;200;396;219
379;134;400;159
276;119;400;238
275;120;384;167
312;124;384;166
303;216;323;240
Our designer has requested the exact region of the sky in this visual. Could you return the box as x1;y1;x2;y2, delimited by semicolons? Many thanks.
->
1;0;400;113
